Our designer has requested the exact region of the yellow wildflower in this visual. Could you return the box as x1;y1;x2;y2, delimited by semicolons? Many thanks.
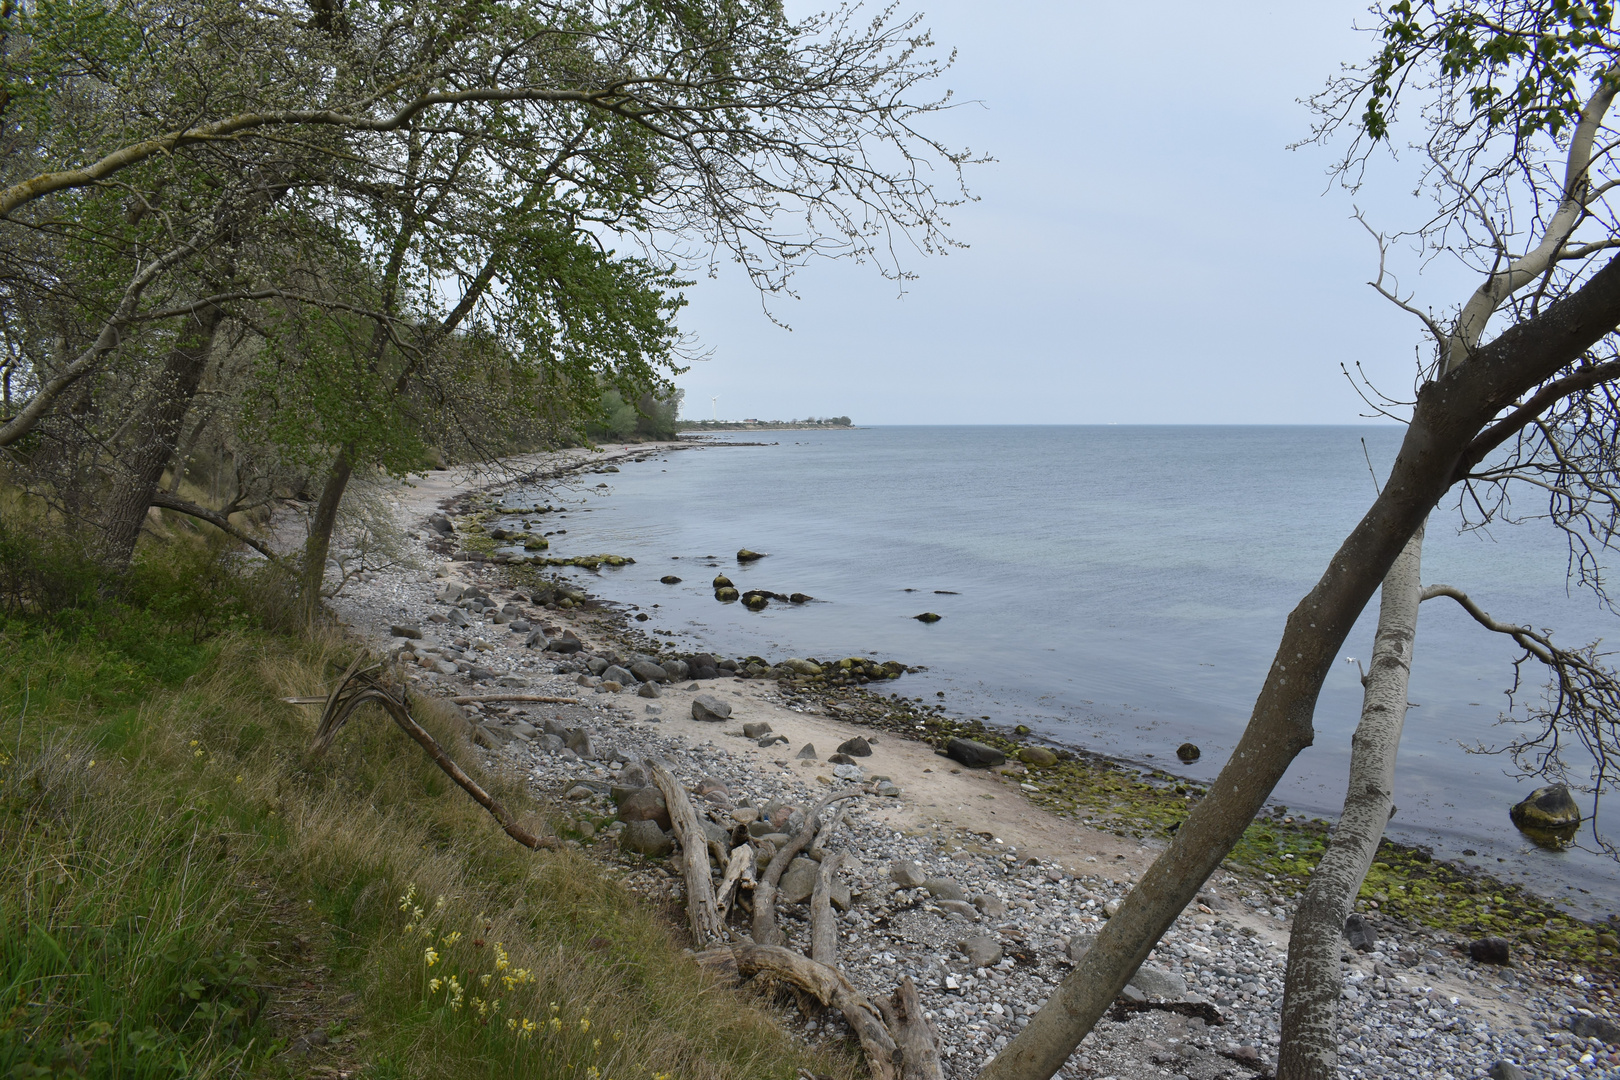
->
189;740;198;747
549;1017;563;1033
493;943;510;971
579;1017;590;1033
234;774;243;783
424;947;439;967
442;931;462;946
480;973;492;988
429;978;442;992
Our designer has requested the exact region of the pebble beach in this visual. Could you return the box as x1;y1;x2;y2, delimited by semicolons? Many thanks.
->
319;446;1620;1080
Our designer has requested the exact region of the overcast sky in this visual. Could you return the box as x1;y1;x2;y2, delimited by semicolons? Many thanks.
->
670;1;1481;426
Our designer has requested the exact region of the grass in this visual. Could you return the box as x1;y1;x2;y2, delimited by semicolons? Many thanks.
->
0;536;857;1080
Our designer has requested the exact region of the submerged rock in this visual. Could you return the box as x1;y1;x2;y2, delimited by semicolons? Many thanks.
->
712;574;733;589
1176;742;1202;763
914;612;942;623
714;586;739;603
736;549;768;562
744;593;769;611
660;575;682;584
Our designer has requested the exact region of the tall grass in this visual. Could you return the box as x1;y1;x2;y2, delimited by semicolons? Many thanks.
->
0;523;856;1080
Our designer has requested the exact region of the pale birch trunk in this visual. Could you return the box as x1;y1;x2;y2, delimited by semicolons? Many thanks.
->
1277;524;1424;1080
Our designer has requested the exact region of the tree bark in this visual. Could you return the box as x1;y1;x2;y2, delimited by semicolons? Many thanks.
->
981;252;1620;1080
298;444;354;624
652;762;726;950
1277;525;1424;1080
97;302;225;569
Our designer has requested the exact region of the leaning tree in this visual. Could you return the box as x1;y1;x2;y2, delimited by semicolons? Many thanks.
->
987;3;1620;1078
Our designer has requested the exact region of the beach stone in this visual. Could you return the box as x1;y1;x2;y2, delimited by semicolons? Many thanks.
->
644;704;662;716
660;575;682;584
779;858;820;904
974;894;1007;918
877;782;901;797
1344;913;1377;952
1018;746;1057;767
549;635;582;654
602;664;635;685
617;788;670;831
890;860;928;888
599;681;624;694
732;807;760;826
946;738;1006;768
743;593;768;611
1176;742;1202;763
736;549;767;562
661;659;689;681
836;736;872;757
758;734;788;747
620;819;672;857
390;624;423;639
957;935;1002;968
742;722;773;739
1469;936;1512;965
796;743;817;760
1067;932;1097;962
1571;1014;1620;1044
828;753;856;765
564;785;594;801
469;666;497;681
508;619;531;633
784;658;823;676
831;763;864;781
565;729;596;758
1103;899;1122;917
711;576;733;589
630;660;667;683
1487;1062;1525;1080
538;734;565;752
925;877;967;902
619;763;651;788
691;694;732;722
637;681;661;699
938;899;978;920
1129;964;1187;999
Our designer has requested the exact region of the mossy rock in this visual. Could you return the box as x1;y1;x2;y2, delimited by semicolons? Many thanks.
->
715;587;739;603
737;549;768;562
1018;746;1057;767
1510;784;1581;848
914;612;942;623
523;538;550;551
744;593;769;611
713;574;733;589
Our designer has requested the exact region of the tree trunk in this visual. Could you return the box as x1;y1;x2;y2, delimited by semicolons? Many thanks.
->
298;445;354;624
980;253;1620;1080
1277;524;1424;1080
97;303;225;569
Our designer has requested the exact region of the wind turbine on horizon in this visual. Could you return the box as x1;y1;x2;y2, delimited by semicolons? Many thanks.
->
711;396;718;421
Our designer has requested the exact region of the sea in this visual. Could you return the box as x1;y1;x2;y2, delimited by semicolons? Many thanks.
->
499;425;1620;917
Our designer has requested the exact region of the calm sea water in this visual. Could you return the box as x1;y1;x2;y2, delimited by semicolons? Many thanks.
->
505;426;1619;915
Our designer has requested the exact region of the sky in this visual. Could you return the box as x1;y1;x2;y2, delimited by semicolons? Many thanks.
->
670;1;1481;426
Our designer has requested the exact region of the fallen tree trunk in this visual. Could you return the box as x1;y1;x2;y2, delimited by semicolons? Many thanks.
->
652;761;726;949
716;842;756;920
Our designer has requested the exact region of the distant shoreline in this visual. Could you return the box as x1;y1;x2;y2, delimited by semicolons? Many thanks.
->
676;421;856;431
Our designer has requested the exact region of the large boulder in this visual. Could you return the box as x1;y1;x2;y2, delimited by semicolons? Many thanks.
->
630;660;668;683
602;664;635;685
620;819;673;857
661;658;690;681
691;694;732;722
783;658;823;676
1510;784;1581;849
1018;746;1057;767
946;737;1006;768
617;787;671;831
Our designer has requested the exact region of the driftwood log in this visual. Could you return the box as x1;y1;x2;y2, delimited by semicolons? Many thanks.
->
651;761;726;949
297;656;556;851
697;943;901;1080
809;851;845;967
877;976;945;1080
715;842;756;919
